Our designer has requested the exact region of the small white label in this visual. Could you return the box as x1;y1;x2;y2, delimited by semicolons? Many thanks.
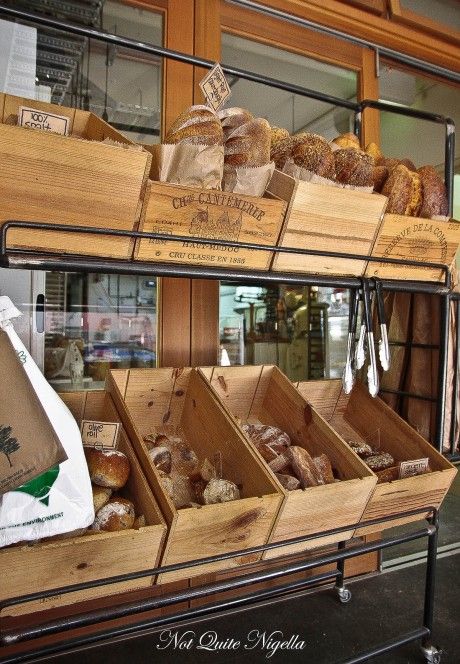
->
80;420;119;449
18;106;69;135
399;458;429;479
199;63;231;112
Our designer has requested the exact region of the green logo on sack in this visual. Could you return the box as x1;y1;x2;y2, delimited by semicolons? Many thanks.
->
14;466;60;506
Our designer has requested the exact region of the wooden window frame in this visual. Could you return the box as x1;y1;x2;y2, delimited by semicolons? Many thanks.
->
388;0;460;47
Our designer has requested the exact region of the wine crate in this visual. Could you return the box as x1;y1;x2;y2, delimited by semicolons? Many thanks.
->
0;390;167;618
266;170;387;277
366;213;460;282
0;93;151;258
199;365;376;558
106;368;284;583
134;179;287;271
296;379;457;534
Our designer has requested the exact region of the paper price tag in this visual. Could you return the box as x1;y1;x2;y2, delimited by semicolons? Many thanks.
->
399;458;429;479
18;106;69;135
199;63;231;112
81;421;120;450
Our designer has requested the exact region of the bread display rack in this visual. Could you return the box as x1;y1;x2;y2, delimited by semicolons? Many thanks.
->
0;4;458;664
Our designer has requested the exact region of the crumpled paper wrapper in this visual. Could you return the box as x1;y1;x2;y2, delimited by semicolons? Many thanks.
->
282;159;373;193
151;143;224;189
222;162;275;196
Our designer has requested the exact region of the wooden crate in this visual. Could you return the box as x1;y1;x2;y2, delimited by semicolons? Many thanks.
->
198;366;376;558
366;213;460;282
295;380;457;534
266;169;387;276
0;93;152;258
134;179;287;271
106;368;284;583
0;390;167;618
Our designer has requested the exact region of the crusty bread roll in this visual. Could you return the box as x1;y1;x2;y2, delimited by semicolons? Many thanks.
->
366;142;382;162
92;497;135;532
92;485;112;513
275;473;300;491
218;107;253;140
145;433;198;477
331;132;360;150
290;133;335;179
313;454;335;484
148;446;172;474
372;165;389;193
160;471;194;509
242;423;291;455
417;165;448;218
382;164;422;216
334;148;374;187
287;446;323;488
271;136;297;170
165;104;223;145
224;118;271;167
85;448;130;490
270;125;290;150
365;452;395;472
202;478;240;504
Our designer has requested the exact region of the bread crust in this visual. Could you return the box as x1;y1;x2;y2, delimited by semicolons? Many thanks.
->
418;165;449;218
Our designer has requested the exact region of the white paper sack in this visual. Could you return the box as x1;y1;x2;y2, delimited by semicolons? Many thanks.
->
0;297;94;547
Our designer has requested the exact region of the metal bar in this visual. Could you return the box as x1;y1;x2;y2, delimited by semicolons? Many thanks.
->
0;221;451;286
379;388;437;403
343;628;430;664
359;99;447;126
226;0;460;85
421;513;439;651
450;298;460;456
3;526;432;646
0;3;357;112
1;505;435;611
435;294;450;452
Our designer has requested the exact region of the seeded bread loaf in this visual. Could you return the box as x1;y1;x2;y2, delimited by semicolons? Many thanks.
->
382;164;422;216
334;148;374;187
290;133;335;178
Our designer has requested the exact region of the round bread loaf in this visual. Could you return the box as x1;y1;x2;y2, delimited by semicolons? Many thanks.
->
92;497;135;532
417;165;448;218
85;448;130;490
365;452;395;472
203;478;240;504
218;107;254;140
382;164;422;216
165;104;223;145
290;133;335;179
224;118;271;167
270;125;290;150
92;485;112;513
270;135;297;170
331;132;360;150
334;148;374;187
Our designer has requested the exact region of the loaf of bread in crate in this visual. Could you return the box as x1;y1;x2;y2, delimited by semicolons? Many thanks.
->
242;423;291;455
92;485;112;512
332;132;360;150
165;104;223;145
287;446;323;488
417;165;449;218
334;148;374;187
382;164;422;216
218;107;254;140
92;497;135;532
290;133;335;178
224;118;271;167
85;448;131;490
364;452;395;472
270;125;290;150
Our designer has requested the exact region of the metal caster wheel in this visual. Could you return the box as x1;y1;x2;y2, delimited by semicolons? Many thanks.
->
421;645;442;664
336;587;352;604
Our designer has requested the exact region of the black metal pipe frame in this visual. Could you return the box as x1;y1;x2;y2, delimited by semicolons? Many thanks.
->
435;294;451;452
0;508;438;662
450;298;460;456
0;221;452;292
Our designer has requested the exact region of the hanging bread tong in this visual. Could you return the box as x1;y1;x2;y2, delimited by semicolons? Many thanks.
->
342;288;360;394
362;278;379;397
374;278;391;372
355;286;366;371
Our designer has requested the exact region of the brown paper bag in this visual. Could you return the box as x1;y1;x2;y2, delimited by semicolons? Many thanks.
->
0;331;67;494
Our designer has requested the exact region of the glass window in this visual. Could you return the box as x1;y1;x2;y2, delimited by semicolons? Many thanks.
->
399;0;460;31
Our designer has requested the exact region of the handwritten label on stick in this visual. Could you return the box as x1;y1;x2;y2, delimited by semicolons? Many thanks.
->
199;63;231;112
18;106;69;135
80;421;119;449
399;458;429;479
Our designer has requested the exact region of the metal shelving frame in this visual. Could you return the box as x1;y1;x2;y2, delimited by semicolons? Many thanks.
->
0;4;457;662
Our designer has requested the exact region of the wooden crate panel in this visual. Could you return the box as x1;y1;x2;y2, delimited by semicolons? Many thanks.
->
106;368;284;583
199;366;376;558
0;391;166;618
0;94;151;258
267;170;387;276
134;181;287;271
296;380;457;534
366;213;460;282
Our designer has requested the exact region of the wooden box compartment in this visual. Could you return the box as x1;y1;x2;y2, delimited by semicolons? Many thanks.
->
266;169;388;276
0;390;167;619
106;368;284;583
134;179;287;271
295;380;457;534
0;93;152;258
198;365;376;558
366;213;460;282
